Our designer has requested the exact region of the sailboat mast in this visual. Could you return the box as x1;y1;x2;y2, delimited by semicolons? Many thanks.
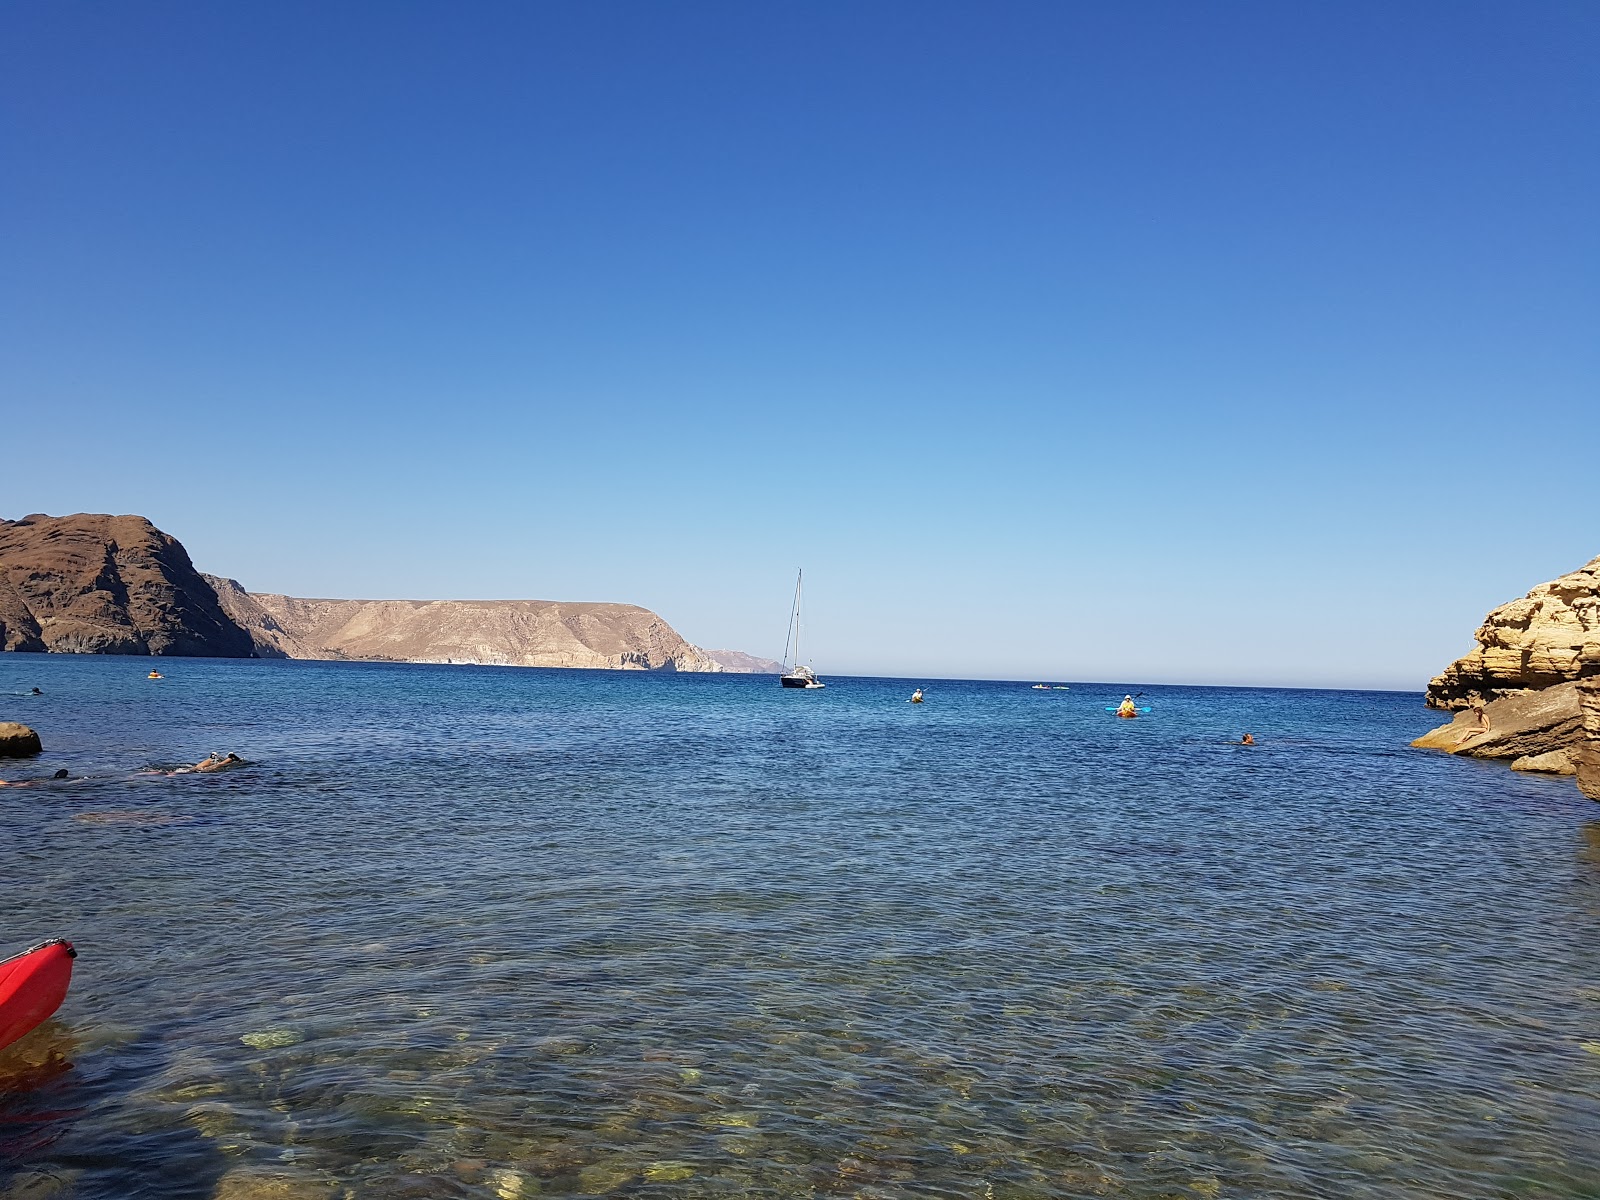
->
794;570;803;667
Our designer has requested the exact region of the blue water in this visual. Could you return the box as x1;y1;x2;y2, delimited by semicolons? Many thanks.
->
2;656;1598;1199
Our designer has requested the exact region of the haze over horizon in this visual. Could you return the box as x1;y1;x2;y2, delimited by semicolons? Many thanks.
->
3;2;1595;689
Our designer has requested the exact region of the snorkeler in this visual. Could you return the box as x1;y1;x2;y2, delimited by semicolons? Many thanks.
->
192;753;244;773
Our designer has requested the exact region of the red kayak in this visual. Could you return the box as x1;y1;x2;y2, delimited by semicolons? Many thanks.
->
0;939;76;1053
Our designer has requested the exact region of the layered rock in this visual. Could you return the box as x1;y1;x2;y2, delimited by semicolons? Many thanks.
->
0;514;255;657
1427;555;1600;710
206;578;725;672
1412;682;1585;762
1578;680;1600;801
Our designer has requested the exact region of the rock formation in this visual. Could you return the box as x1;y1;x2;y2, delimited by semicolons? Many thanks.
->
1426;555;1600;710
1578;680;1600;800
0;514;255;657
0;722;42;757
205;577;726;672
0;511;768;675
1411;683;1584;764
702;649;784;674
1416;553;1600;800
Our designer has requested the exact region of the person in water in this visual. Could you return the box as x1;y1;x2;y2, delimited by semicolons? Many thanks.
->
193;752;244;773
1240;733;1255;745
1117;695;1138;718
0;768;73;788
30;687;41;695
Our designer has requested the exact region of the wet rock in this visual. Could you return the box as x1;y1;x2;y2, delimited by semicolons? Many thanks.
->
1510;749;1576;775
0;722;41;757
1411;683;1584;761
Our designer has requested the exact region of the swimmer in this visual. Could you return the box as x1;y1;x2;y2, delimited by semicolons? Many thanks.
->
909;689;924;704
0;768;72;788
30;687;41;695
1240;733;1255;745
192;752;244;773
1117;695;1138;718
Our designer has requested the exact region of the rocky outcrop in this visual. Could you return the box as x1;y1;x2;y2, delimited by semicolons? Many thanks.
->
1578;680;1600;801
702;649;783;674
0;722;42;757
1427;555;1600;710
1511;748;1576;775
206;579;726;672
1412;682;1586;761
0;514;255;657
0;511;758;674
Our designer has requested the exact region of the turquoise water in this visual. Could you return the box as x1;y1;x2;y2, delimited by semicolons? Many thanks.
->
2;657;1598;1199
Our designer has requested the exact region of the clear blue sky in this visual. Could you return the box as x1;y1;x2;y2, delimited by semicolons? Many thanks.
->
3;2;1595;687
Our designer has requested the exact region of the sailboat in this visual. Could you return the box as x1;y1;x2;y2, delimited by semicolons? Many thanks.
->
779;570;825;689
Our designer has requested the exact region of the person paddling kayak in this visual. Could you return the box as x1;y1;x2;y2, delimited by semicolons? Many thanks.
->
1117;695;1138;718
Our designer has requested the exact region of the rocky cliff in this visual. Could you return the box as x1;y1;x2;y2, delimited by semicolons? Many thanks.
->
1427;555;1600;709
206;577;726;672
0;514;255;657
1;511;765;675
1415;552;1600;801
702;648;783;674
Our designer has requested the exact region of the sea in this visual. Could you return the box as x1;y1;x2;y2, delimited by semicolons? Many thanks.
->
2;656;1598;1199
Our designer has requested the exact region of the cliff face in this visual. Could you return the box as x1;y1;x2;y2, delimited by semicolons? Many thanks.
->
206;577;725;672
0;511;750;675
0;514;255;657
702;649;784;674
1427;555;1600;710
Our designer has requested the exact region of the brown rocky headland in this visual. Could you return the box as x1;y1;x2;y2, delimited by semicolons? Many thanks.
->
0;512;768;673
1415;553;1600;800
1426;554;1600;709
205;577;729;672
0;513;254;657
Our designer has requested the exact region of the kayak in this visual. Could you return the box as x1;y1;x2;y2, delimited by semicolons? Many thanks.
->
0;939;76;1053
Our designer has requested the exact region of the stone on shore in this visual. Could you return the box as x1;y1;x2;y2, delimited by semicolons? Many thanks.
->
0;722;41;757
1411;682;1583;761
1510;749;1576;775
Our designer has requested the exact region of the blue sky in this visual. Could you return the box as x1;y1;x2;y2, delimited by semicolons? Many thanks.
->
3;1;1595;687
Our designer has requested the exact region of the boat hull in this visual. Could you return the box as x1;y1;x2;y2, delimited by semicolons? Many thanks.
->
780;675;823;689
0;939;76;1053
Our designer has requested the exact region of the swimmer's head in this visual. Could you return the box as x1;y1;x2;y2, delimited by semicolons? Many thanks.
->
52;768;69;779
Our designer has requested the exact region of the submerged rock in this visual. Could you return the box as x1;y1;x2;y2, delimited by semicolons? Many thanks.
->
0;722;41;757
209;1167;336;1200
